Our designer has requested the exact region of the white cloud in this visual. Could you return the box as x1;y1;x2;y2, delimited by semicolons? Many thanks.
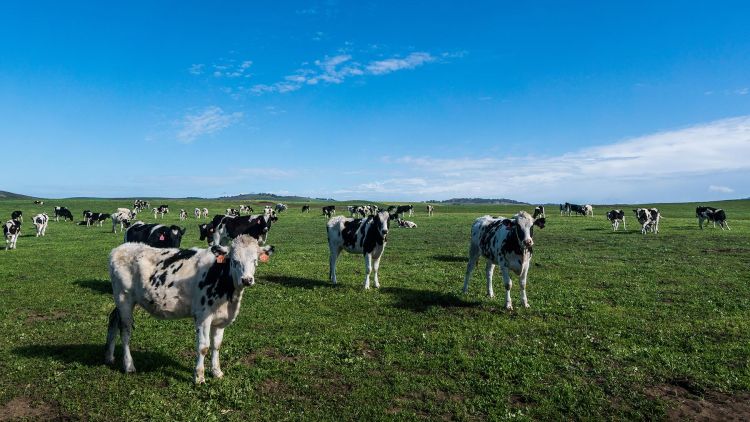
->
709;185;734;193
188;64;204;75
176;106;243;143
340;116;750;202
365;52;435;75
735;87;749;95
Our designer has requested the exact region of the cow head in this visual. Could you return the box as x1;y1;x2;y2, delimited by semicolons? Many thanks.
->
168;225;186;247
198;223;215;241
513;211;545;249
229;235;275;286
374;211;390;240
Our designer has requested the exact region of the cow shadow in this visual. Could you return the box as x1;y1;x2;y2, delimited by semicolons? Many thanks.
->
380;287;480;313
12;343;188;376
432;254;466;263
262;275;331;290
74;279;112;295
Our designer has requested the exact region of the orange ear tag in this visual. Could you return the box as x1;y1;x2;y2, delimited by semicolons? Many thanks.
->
259;253;269;263
216;255;225;264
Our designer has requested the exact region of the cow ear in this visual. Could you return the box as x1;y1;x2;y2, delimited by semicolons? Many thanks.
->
260;245;275;262
534;218;546;229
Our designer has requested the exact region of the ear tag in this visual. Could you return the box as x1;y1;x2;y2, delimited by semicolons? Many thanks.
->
216;255;225;264
159;234;165;241
260;253;269;263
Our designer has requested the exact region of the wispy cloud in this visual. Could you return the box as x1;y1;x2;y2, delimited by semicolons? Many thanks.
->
338;116;750;202
188;64;205;75
365;52;435;75
735;87;749;95
176;106;243;143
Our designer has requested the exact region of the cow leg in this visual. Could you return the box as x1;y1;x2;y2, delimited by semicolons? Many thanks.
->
329;247;341;284
363;253;373;289
372;254;381;289
194;317;212;384
462;242;480;294
501;267;513;310
519;264;530;308
116;301;136;373
210;325;225;378
105;308;120;365
485;261;496;298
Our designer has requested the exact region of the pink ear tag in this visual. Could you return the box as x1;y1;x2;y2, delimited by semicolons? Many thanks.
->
216;255;225;264
159;234;165;241
260;253;269;263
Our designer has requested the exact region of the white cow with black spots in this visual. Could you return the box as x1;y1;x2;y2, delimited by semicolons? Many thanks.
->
32;213;49;237
326;211;390;289
3;220;21;250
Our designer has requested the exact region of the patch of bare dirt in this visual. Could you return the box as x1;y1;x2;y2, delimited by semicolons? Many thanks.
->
241;347;300;366
24;310;68;324
0;397;61;421
647;381;750;421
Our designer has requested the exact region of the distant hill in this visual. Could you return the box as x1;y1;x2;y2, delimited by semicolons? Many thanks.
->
217;192;324;202
0;190;33;200
427;197;529;205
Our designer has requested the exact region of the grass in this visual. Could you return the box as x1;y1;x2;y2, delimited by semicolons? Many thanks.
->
0;199;748;420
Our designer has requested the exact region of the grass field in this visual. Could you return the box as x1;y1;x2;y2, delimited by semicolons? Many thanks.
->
1;199;749;420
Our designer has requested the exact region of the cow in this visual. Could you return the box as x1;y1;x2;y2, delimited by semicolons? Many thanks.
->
88;213;111;227
704;208;730;230
32;213;49;237
153;205;169;218
11;210;22;222
583;204;594;217
194;208;201;219
326;211;391;289
133;200;150;213
179;209;188;221
82;210;92;220
633;208;656;235
54;206;74;222
212;213;277;246
239;205;253;215
427;205;434;217
105;236;275;383
202;208;209;218
397;219;418;228
606;210;625;231
395;205;413;218
125;222;186;248
275;203;288;213
462;211;546;310
386;205;397;214
3;220;21;250
696;206;718;229
225;208;240;217
301;205;310;213
648;208;661;234
569;204;587;216
112;209;135;233
322;205;336;218
532;206;545;219
365;205;379;215
33;200;44;205
198;223;215;245
560;203;570;216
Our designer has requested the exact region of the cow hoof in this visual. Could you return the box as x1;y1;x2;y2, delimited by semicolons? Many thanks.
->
505;304;514;311
212;369;224;379
124;366;136;374
194;376;206;385
523;303;530;309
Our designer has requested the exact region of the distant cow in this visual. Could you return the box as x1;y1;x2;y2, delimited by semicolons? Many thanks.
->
397;219;418;228
633;208;656;235
239;205;253;215
648;208;661;234
194;208;201;219
560;203;570;216
532;206;545;219
606;210;625;231
395;205;413;218
426;205;434;216
54;206;74;222
583;204;594;217
125;222;186;248
463;211;546;309
226;208;240;217
179;209;188;221
569;203;586;216
153;205;169;218
275;203;288;213
106;236;274;383
33;200;44;205
32;213;49;237
322;205;336;218
704;208;730;230
4;220;21;249
696;206;718;229
112;209;135;233
201;208;209;218
301;205;310;213
212;213;277;246
10;211;22;222
88;212;111;227
326;211;391;289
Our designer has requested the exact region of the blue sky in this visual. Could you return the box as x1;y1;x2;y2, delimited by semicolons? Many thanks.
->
1;1;749;203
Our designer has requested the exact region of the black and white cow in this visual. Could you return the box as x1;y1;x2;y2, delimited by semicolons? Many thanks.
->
88;213;111;227
395;205;413;218
198;223;215;245
326;211;391;289
426;205;434;217
179;209;188;221
112;208;135;233
275;203;288;213
239;205;253;215
54;206;74;222
201;208;209;219
704;208;730;230
648;208;661;234
696;206;718;229
11;211;22;222
226;208;240;217
397;219;418;228
194;208;201;219
560;203;570;216
532;206;545;219
462;211;546;309
633;208;656;235
3;220;21;250
606;210;626;231
301;205;310;213
32;213;49;237
212;213;277;246
125;222;186;248
153;205;169;218
33;200;44;205
583;204;594;217
322;205;336;218
106;236;274;383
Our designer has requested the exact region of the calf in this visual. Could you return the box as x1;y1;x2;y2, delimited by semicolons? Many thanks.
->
301;205;310;213
606;210;625;231
32;213;49;237
3;220;21;250
275;203;288;213
125;222;186;248
705;209;730;230
696;206;718;229
11;210;22;222
180;209;188;221
633;208;655;235
54;206;74;222
426;205;434;216
395;205;413;217
326;211;391;289
106;236;274;383
532;206;545;219
463;211;546;309
322;205;336;218
397;219;418;228
213;213;277;246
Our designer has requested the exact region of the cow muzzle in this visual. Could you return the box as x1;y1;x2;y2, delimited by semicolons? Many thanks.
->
241;277;255;286
523;238;534;248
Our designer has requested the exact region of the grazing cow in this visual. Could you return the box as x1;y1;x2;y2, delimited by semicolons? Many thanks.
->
463;211;546;309
112;209;135;233
322;205;336;218
153;205;169;218
696;206;718;229
179;209;188;221
34;200;44;205
606;210;626;231
133;200;150;213
105;236;275;383
326;211;391;289
397;219;418;228
301;205;310;213
83;210;92;220
427;205;434;216
704;208;730;230
213;213;277;246
275;203;288;213
11;210;22;222
532;206;545;219
54;206;74;222
32;213;49;237
88;213;111;227
239;205;253;215
633;208;656;235
568;203;586;216
583;204;594;217
4;220;22;249
125;222;186;248
395;205;413;218
194;208;201;219
560;203;570;216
